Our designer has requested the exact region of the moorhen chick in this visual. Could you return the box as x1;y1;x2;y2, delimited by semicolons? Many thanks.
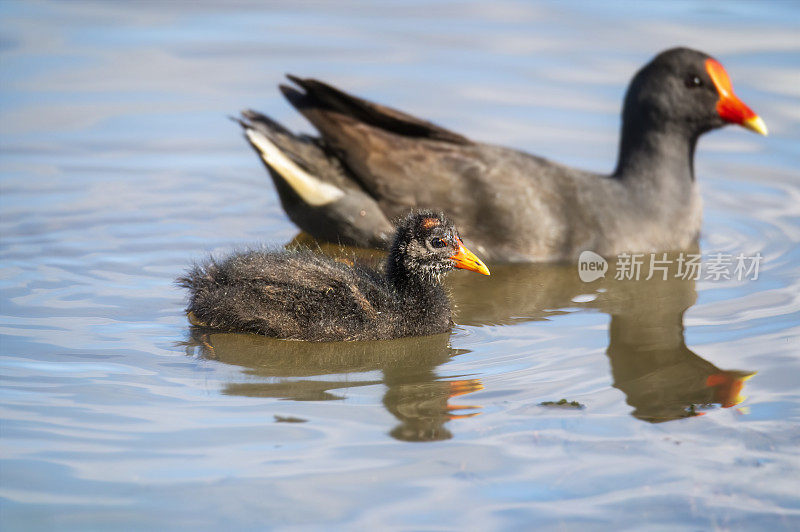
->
237;47;766;262
178;211;489;341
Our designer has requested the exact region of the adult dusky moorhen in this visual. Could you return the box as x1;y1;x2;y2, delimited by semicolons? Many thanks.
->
237;47;767;262
178;211;490;341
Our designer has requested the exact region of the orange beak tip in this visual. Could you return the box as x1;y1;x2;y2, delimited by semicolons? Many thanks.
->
743;115;768;136
458;261;490;276
472;263;491;276
450;242;490;276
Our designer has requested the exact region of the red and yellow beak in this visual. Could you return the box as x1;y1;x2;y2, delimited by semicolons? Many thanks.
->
450;238;490;276
705;58;767;136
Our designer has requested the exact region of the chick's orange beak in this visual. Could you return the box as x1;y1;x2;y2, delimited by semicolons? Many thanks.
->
705;58;767;135
450;238;490;276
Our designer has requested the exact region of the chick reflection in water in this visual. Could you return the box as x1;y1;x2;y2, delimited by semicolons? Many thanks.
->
448;252;755;422
186;331;482;442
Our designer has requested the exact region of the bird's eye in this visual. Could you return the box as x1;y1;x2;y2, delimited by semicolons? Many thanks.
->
430;238;447;249
685;74;703;89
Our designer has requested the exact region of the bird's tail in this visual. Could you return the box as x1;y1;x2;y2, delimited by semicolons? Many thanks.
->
234;110;394;249
235;110;346;206
176;260;217;297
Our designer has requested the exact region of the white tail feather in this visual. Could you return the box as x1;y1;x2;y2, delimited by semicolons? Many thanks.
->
245;129;345;206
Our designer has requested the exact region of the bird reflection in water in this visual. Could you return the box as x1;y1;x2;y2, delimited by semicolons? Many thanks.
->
184;330;482;442
603;281;756;422
448;251;756;423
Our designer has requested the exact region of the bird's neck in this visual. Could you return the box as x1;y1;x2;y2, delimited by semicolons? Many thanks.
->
385;258;449;315
613;117;700;186
386;260;440;295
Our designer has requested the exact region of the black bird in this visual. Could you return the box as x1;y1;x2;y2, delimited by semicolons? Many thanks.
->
178;211;489;341
237;47;766;262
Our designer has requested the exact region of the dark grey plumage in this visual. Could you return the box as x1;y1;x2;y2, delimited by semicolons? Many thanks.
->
238;47;765;262
178;211;488;341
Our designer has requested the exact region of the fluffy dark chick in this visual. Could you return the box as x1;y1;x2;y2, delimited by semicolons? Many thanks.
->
177;210;489;341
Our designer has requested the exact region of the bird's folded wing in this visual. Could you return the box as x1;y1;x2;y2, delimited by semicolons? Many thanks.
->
281;76;487;216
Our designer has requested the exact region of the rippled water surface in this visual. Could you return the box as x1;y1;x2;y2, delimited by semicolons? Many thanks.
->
2;1;799;529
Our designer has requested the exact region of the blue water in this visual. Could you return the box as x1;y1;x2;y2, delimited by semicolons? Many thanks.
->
1;1;799;530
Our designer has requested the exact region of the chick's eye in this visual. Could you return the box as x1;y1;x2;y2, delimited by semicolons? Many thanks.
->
430;238;447;249
685;74;703;88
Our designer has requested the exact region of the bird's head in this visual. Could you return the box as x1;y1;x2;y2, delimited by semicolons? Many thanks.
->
388;210;490;284
623;47;766;138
